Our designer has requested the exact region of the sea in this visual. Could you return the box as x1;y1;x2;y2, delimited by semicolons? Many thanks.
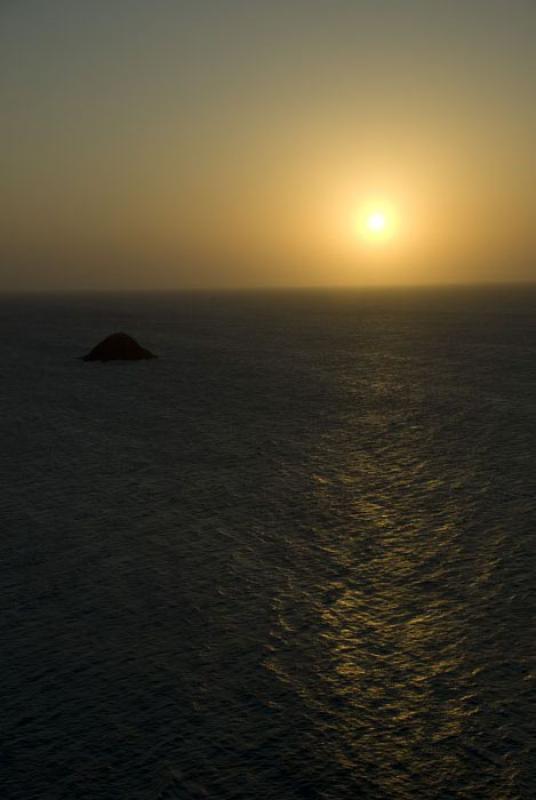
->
1;286;535;800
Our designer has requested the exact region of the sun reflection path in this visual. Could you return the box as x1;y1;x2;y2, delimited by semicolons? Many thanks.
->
265;418;501;796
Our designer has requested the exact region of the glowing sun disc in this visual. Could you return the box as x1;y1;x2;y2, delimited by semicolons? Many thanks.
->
367;212;386;232
354;203;398;244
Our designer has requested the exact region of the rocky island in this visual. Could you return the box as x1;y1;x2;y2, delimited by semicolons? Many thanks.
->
81;332;157;362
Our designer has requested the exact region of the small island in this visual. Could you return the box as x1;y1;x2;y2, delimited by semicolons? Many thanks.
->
81;332;157;362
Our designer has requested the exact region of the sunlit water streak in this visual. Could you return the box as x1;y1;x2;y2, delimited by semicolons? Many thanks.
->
1;287;535;799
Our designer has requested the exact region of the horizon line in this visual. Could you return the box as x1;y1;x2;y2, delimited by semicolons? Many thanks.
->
1;278;536;296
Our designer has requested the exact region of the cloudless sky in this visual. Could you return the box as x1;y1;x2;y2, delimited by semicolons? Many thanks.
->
1;0;535;289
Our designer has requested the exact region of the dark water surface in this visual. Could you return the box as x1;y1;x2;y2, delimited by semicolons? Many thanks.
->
1;287;535;799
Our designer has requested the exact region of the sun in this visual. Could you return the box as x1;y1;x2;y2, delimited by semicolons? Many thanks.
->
355;203;398;244
367;212;386;233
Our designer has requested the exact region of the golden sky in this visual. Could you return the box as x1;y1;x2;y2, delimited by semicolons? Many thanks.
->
1;0;535;289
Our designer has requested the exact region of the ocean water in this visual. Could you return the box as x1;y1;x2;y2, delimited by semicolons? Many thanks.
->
1;286;535;800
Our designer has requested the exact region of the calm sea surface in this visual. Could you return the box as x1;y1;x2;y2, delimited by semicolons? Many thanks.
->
1;287;535;799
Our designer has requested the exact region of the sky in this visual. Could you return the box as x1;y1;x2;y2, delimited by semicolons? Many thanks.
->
1;0;535;290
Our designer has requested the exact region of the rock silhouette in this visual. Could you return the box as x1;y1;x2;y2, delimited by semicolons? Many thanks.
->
81;332;157;362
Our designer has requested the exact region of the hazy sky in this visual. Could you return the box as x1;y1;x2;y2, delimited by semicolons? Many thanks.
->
1;0;535;289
